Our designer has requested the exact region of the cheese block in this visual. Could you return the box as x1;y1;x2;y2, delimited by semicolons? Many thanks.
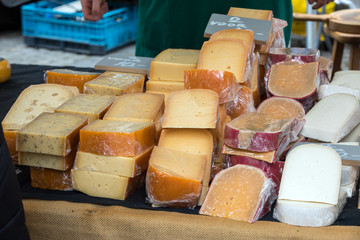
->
198;186;209;206
318;56;332;85
209;29;255;57
149;49;199;81
84;71;145;95
31;166;73;191
72;169;145;200
224;112;296;152
318;84;360;101
2;83;79;131
0;57;11;83
80;120;155;157
55;94;116;123
3;130;18;163
45;69;100;93
162;89;219;129
273;190;347;227
227;7;273;21
199;164;276;223
257;97;305;120
146;80;184;92
197;39;248;83
74;146;153;178
267;48;319;67
249;53;260;106
226;85;255;120
279;144;342;205
19;149;76;171
17;112;87;156
184;69;238;104
341;166;359;186
341;123;360;142
331;70;360;89
267;61;319;112
146;146;206;208
301;94;360;143
158;129;213;191
145;91;170;105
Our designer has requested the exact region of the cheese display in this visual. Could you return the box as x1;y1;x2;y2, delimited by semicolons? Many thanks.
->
44;69;100;93
0;57;11;83
83;71;145;95
146;146;206;208
224;112;297;152
146;80;184;92
162;89;219;129
266;61;319;112
72;169;145;200
55;94;116;123
79;120;155;157
227;7;273;21
184;69;239;104
74;146;153;178
226;85;255;120
19;149;76;171
197;39;248;83
149;49;199;81
16;112;87;156
256;97;305;120
31;166;73;191
199;164;276;223
301;94;360;143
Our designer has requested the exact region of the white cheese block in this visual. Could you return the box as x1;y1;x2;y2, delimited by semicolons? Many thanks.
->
332;70;360;90
273;189;347;227
341;181;357;198
318;85;360;101
279;144;342;205
341;165;359;186
341;123;360;142
301;93;360;143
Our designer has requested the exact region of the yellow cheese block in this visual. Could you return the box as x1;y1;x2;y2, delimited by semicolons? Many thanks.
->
19;149;76;170
249;54;261;106
146;80;184;92
149;48;199;81
3;130;18;164
146;146;206;208
198;186;209;206
31;166;73;191
2;84;79;131
227;7;273;21
55;94;116;123
0;57;11;83
197;40;248;83
84;71;145;95
80;120;155;157
74;146;153;178
162;89;219;129
17;112;87;156
72;169;145;200
145;91;170;105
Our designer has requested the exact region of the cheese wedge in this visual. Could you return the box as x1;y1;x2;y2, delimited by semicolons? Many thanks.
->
84;71;145;95
146;146;206;208
226;85;255;120
79;120;155;157
257;96;305;120
318;84;360;101
149;49;199;81
341;123;360;142
55;94;116;123
146;80;184;92
249;53;260;106
341;166;359;186
31;166;73;191
145;91;170;105
227;7;273;21
3;130;17;163
162;89;219;129
17;112;87;156
332;70;360;89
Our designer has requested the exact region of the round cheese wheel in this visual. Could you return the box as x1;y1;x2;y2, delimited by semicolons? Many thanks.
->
0;57;11;83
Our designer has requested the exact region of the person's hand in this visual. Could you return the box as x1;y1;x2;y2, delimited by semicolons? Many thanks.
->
307;0;334;10
80;0;109;21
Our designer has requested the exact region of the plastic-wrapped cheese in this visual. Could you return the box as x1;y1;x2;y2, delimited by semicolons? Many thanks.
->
228;7;273;21
226;85;256;120
301;93;360;143
341;165;359;186
331;70;360;89
318;85;360;101
341;123;360;142
31;166;73;191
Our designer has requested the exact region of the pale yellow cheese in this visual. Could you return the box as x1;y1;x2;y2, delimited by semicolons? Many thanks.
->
84;71;145;95
149;49;199;81
197;40;248;83
17;112;87;156
72;169;145;200
74;146;153;178
228;7;273;21
146;80;184;92
145;91;170;105
55;94;116;123
162;89;219;129
2;84;79;131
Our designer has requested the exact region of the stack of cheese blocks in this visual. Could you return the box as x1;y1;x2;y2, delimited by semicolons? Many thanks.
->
72;93;164;200
145;89;218;208
145;49;200;102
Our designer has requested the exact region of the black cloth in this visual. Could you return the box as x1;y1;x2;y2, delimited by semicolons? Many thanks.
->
1;64;359;226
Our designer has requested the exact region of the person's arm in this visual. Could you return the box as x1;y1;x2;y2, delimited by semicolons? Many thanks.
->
307;0;334;10
80;0;109;21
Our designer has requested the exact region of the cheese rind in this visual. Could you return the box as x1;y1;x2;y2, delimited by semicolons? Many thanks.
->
74;147;153;178
162;89;219;129
16;112;87;156
31;166;73;191
79;120;155;157
84;71;145;95
3;130;18;163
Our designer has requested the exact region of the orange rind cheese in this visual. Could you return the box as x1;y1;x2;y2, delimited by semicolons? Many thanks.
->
31;166;73;191
227;85;255;120
3;130;18;164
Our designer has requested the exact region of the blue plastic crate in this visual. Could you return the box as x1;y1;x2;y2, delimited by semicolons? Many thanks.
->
21;1;137;55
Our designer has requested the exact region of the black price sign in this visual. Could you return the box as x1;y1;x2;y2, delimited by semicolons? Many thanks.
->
95;55;153;75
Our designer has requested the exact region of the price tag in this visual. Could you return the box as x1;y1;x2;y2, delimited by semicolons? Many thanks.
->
95;55;153;75
204;13;273;45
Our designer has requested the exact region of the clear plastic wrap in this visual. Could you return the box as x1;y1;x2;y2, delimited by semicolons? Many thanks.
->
271;18;287;49
318;85;360;101
83;71;145;95
31;166;73;191
257;96;305;120
226;85;256;120
79;120;156;157
318;56;333;85
184;69;239;104
341;166;359;186
199;164;277;223
44;69;100;93
248;52;261;106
